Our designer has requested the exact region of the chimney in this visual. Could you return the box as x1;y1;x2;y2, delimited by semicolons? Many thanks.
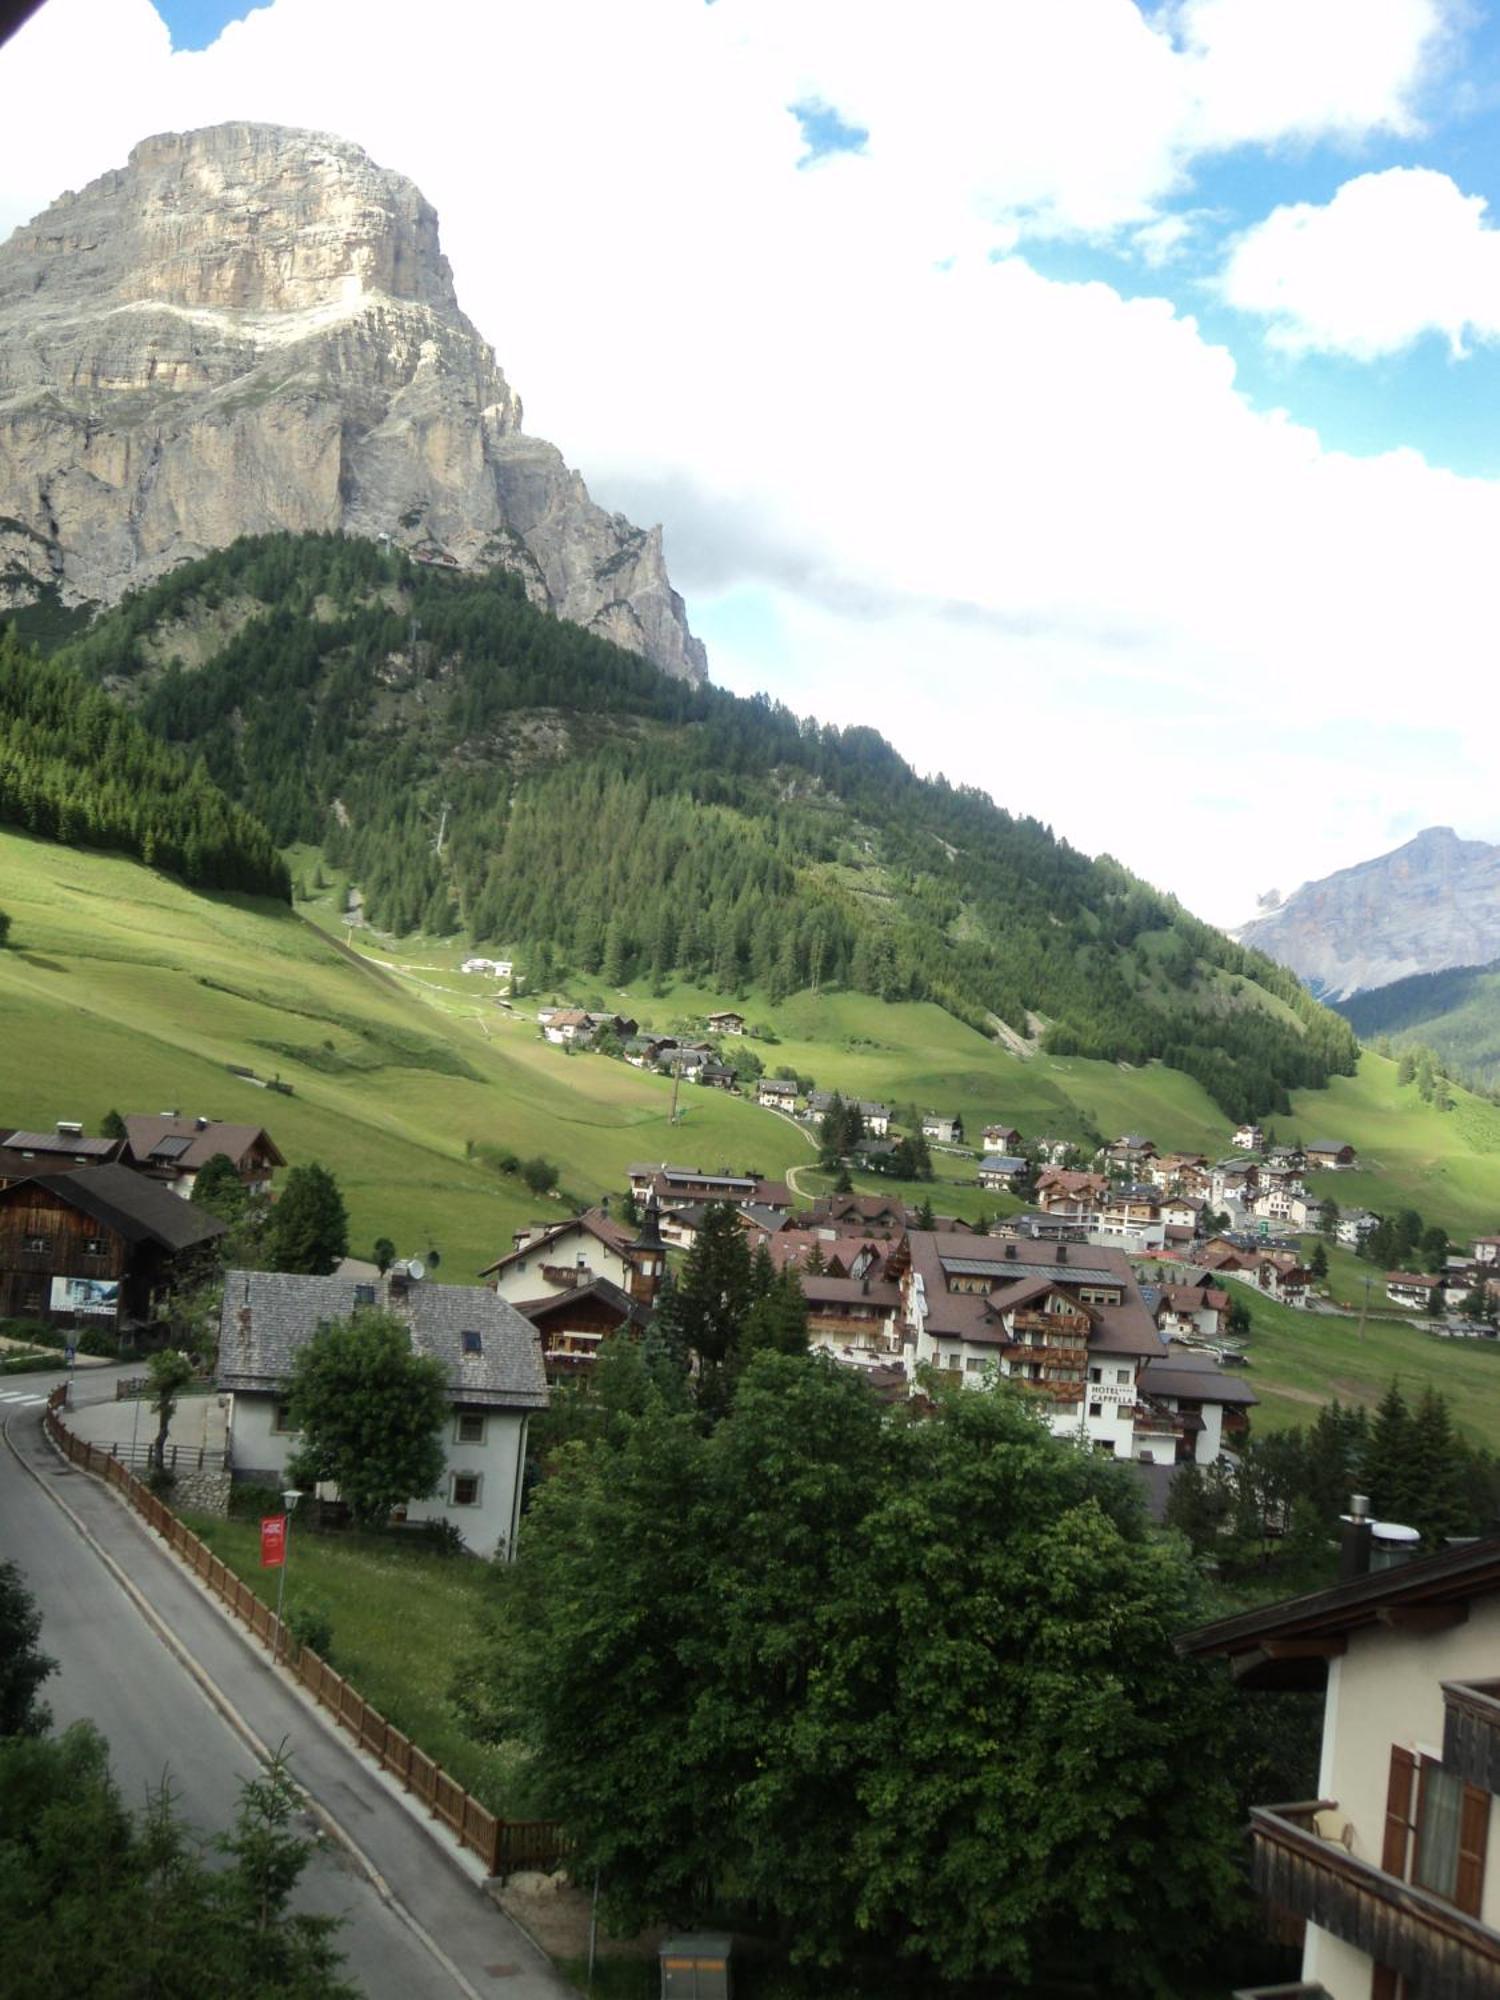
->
1339;1493;1373;1581
195;1115;209;1131
1004;1243;1017;1260
55;1121;83;1138
1056;1244;1068;1263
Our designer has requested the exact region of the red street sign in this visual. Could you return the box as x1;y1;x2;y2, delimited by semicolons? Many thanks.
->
260;1515;287;1568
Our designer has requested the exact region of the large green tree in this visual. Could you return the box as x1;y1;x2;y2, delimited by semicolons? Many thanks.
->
473;1358;1243;1988
267;1164;349;1276
0;1560;53;1736
286;1309;448;1528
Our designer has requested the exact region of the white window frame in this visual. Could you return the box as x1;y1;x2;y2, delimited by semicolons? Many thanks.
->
449;1469;483;1507
454;1411;487;1446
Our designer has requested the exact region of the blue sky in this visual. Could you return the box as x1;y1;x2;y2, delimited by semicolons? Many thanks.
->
4;0;1500;923
152;0;254;50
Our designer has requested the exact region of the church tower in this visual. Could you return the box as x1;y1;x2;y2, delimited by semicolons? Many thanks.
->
626;1193;668;1308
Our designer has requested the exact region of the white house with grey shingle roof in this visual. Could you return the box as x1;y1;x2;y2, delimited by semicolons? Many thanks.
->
217;1269;547;1558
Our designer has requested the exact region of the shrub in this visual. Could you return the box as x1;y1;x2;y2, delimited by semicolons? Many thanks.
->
228;1480;285;1522
414;1518;465;1558
0;1320;64;1350
287;1602;335;1661
521;1155;559;1196
145;1465;177;1496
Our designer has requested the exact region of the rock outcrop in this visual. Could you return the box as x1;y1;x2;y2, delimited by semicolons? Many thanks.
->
0;123;706;682
1238;826;1500;999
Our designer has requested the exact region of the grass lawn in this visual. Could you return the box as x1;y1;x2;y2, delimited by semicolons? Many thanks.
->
1229;1284;1500;1446
176;1511;530;1814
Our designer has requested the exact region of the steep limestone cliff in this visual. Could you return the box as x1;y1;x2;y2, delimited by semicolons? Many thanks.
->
1237;826;1500;999
0;122;706;682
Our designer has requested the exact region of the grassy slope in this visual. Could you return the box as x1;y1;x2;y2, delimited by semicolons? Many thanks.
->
0;831;807;1274
591;975;1233;1155
1222;1284;1500;1449
1290;1051;1500;1240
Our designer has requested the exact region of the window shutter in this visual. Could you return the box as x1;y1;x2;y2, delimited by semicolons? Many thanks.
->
1455;1782;1490;1918
1382;1746;1417;1878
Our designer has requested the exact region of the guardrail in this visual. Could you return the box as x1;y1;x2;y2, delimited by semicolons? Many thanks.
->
42;1396;569;1878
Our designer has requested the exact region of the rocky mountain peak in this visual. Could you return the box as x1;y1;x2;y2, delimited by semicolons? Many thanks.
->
1238;826;1500;1000
0;122;706;683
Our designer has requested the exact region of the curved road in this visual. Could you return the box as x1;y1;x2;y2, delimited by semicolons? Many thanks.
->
0;1365;571;2000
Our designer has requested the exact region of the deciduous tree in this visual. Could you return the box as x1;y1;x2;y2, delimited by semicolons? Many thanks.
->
286;1310;448;1528
475;1359;1244;1989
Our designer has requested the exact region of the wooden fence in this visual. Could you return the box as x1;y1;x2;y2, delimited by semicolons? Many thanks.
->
42;1396;570;1878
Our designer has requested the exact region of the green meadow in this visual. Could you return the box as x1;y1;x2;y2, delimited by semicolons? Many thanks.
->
0;831;806;1274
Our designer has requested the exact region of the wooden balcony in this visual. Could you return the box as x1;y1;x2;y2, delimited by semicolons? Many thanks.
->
1012;1309;1089;1340
1249;1801;1500;2000
1443;1678;1500;1796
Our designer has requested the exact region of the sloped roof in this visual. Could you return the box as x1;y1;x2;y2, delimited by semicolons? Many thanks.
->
217;1269;547;1408
479;1206;634;1278
1139;1354;1257;1406
907;1230;1159;1357
515;1277;651;1331
3;1130;121;1159
1;1165;227;1252
124;1115;285;1174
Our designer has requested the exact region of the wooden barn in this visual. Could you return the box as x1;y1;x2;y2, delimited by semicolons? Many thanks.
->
0;1165;226;1330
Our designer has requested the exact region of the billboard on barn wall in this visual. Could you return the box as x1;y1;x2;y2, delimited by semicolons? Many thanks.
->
50;1276;119;1317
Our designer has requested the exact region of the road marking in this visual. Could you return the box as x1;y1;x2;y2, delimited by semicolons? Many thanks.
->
0;1392;45;1403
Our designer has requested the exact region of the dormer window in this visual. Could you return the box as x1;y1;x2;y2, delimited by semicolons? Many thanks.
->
461;1329;483;1356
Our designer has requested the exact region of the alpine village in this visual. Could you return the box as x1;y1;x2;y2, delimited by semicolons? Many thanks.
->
2;97;1500;2000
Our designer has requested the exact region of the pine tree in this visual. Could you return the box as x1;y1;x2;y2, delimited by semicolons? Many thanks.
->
1405;1388;1469;1546
1365;1383;1419;1525
267;1163;350;1276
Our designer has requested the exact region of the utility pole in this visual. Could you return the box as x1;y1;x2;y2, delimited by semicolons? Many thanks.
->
668;1054;683;1125
433;801;452;857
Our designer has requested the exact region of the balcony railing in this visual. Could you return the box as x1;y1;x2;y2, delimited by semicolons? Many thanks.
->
1443;1679;1500;1796
1250;1801;1500;2000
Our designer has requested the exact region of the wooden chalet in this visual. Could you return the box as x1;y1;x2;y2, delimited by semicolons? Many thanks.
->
0;1165;226;1329
517;1278;653;1381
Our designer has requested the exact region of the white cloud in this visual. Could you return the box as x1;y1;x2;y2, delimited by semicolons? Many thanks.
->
1221;165;1500;357
0;0;1491;926
1165;0;1449;149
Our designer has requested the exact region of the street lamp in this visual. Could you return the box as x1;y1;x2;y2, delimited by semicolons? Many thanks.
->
274;1488;303;1661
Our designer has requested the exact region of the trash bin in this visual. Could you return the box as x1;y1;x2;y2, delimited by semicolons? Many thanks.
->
659;1933;733;1999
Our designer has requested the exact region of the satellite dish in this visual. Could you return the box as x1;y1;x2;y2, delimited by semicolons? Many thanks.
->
405;1258;426;1282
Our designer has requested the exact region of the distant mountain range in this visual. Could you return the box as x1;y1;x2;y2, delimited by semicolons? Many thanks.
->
1237;827;1500;1002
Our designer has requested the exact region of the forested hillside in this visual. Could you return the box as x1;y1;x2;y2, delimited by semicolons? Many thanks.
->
1339;960;1500;1090
0;631;289;899
34;532;1357;1119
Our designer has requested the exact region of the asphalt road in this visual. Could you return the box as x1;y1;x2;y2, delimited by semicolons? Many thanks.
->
0;1365;572;2000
